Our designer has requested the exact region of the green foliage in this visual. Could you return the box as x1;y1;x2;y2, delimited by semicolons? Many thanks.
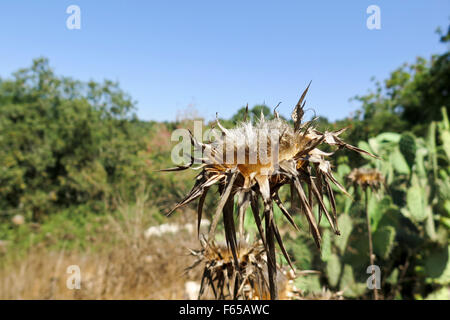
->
294;274;322;295
326;254;342;287
285;235;313;270
358;132;410;184
0;58;137;216
424;246;450;285
320;229;332;262
373;226;396;259
425;287;450;300
336;107;449;298
386;268;399;285
335;214;353;255
0;58;198;227
339;264;367;298
0;204;109;252
404;174;427;222
368;195;393;231
294;102;450;299
399;132;417;169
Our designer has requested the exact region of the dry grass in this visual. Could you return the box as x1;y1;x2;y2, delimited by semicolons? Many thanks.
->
0;196;203;299
0;238;199;299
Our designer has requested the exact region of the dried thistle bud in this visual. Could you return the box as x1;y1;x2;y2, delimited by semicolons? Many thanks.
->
187;239;301;300
161;85;377;299
348;168;384;191
11;214;25;226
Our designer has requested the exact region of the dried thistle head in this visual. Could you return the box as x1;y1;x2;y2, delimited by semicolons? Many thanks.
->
348;168;384;191
187;239;300;300
161;84;377;299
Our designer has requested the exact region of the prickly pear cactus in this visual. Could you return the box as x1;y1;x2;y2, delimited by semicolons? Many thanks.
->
321;229;332;262
404;174;427;222
399;132;417;170
424;246;450;285
438;107;450;160
373;225;396;259
335;214;353;255
326;253;342;287
339;264;367;298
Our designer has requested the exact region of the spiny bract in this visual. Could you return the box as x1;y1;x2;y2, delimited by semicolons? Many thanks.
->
187;238;299;300
161;84;377;299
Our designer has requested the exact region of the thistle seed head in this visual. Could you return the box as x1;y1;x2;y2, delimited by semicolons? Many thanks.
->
188;239;300;300
348;167;384;191
161;84;377;299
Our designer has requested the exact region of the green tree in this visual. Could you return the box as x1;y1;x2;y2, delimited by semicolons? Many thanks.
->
341;27;449;146
0;58;151;220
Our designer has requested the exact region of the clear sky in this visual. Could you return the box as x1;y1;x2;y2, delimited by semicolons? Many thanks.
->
0;1;449;122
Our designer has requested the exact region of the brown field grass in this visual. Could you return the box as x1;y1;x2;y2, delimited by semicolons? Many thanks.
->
0;197;203;300
0;237;200;299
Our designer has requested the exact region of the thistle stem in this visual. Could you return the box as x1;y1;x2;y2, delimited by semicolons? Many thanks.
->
266;225;278;300
364;188;378;300
265;202;278;300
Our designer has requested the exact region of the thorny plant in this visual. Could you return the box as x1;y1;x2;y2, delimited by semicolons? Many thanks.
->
348;168;385;300
160;84;377;299
348;168;385;191
187;238;303;300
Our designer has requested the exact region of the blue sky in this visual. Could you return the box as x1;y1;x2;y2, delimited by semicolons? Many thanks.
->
0;1;449;122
